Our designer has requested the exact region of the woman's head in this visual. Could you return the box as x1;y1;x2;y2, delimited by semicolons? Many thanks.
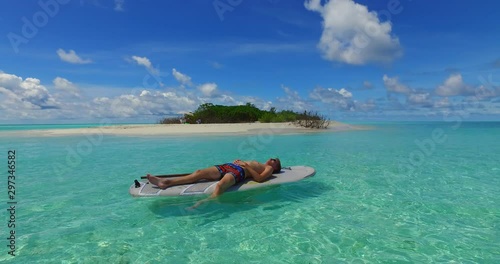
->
268;158;281;173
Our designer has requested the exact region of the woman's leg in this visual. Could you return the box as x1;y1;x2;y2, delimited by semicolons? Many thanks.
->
190;173;236;209
147;166;220;189
211;173;236;197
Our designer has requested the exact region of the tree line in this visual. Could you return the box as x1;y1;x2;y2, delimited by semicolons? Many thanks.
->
159;103;330;129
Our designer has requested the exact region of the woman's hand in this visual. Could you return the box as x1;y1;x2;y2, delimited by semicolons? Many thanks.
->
234;160;247;166
238;162;253;177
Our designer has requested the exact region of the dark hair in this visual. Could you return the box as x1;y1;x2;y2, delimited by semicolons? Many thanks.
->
273;158;282;173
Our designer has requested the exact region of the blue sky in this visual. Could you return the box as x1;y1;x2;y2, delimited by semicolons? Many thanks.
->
1;0;499;123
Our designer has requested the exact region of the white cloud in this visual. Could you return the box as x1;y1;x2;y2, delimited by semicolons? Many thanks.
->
435;74;474;97
132;56;153;69
0;71;316;122
338;88;352;98
131;56;159;75
0;71;198;121
217;94;238;105
305;0;402;65
363;81;373;89
282;85;302;100
236;96;273;110
408;92;432;106
0;72;58;110
91;92;195;118
275;85;311;111
211;61;223;69
198;83;218;97
474;85;498;100
433;97;450;108
53;77;80;97
310;87;355;110
357;99;377;111
114;0;124;11
383;75;411;94
172;68;193;86
57;49;92;64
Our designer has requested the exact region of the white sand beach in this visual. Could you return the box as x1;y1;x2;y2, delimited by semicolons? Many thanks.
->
5;121;368;137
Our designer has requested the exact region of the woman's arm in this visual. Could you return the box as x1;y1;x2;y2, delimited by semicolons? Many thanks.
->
242;163;273;182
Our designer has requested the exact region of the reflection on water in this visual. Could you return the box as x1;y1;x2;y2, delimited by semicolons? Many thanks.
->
147;181;331;224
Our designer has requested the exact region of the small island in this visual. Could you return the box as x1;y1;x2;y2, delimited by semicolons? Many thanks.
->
159;103;331;129
6;104;367;137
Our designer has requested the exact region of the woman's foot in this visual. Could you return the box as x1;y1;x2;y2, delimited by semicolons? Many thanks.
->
146;174;170;189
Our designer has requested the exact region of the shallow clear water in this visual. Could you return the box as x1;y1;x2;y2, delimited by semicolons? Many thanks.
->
0;123;151;132
1;122;499;263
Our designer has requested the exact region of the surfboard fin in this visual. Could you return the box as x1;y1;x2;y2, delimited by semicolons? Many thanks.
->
134;179;141;188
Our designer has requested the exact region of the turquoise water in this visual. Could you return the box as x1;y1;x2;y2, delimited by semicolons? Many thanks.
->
0;123;152;131
1;122;499;263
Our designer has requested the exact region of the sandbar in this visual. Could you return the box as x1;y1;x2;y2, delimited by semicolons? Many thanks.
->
2;121;369;137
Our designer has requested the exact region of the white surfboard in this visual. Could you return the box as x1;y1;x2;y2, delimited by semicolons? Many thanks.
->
129;166;315;197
